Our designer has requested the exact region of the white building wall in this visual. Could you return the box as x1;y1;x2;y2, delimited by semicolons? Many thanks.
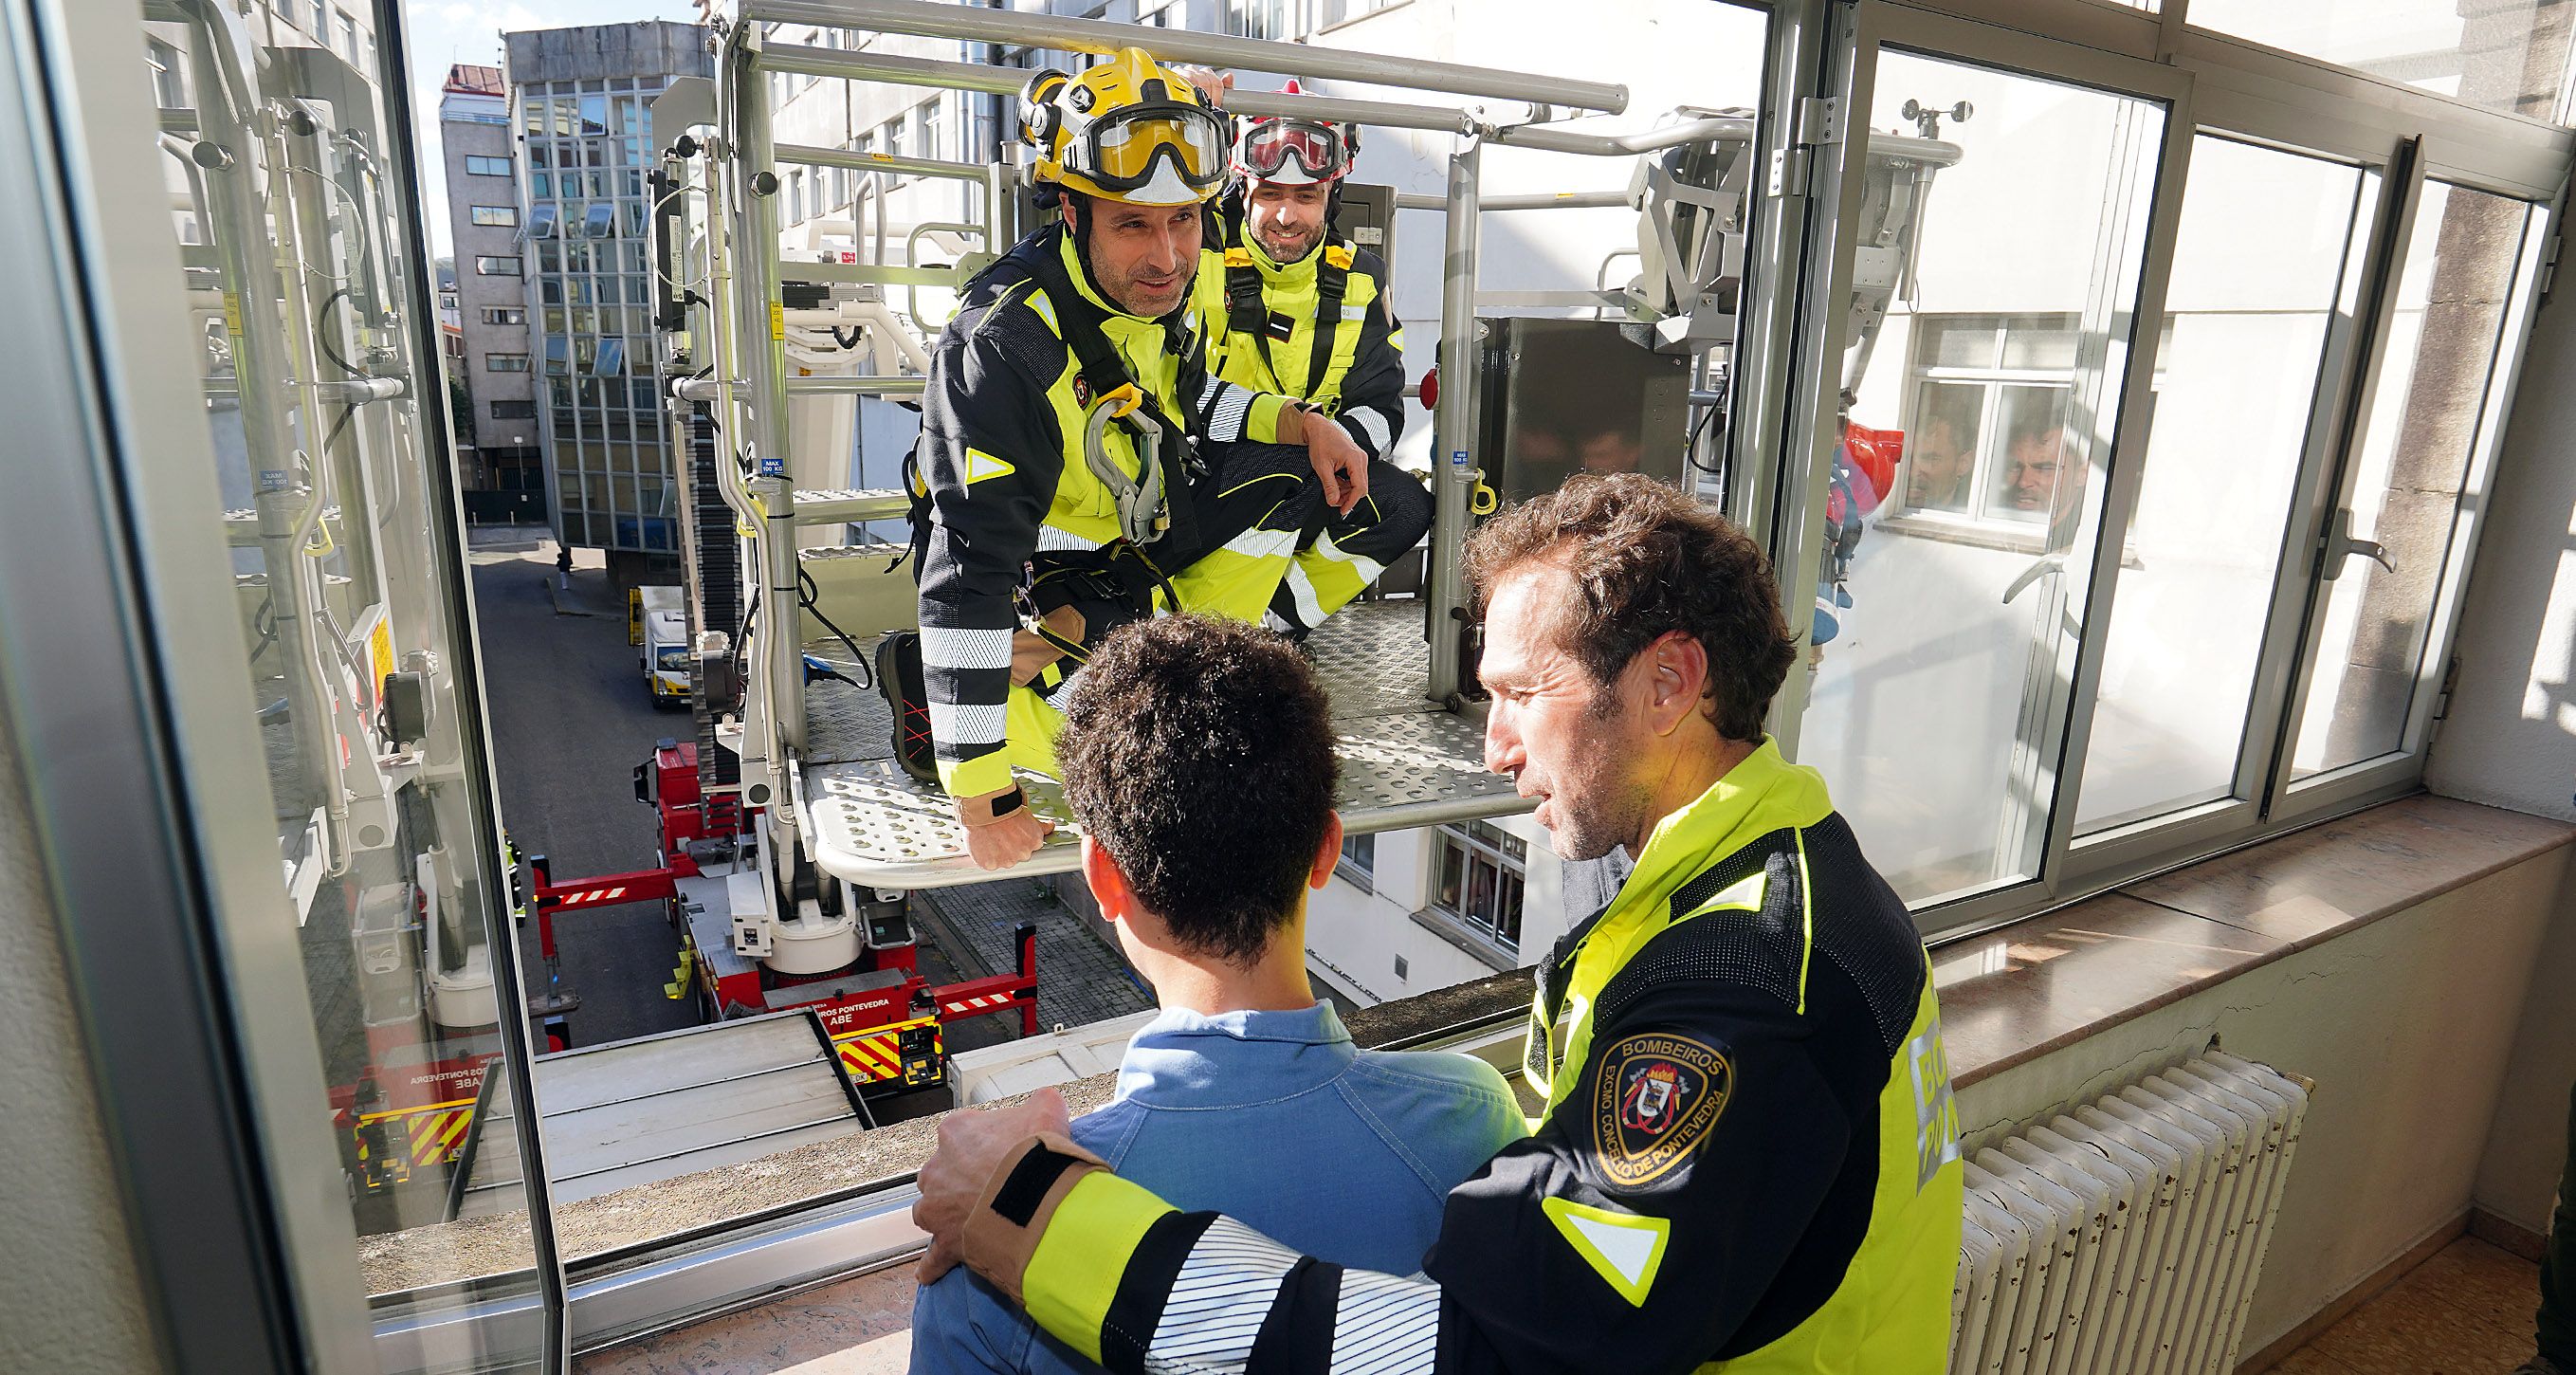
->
1304;814;1562;1007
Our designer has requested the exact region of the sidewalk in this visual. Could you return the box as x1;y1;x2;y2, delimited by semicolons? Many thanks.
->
912;880;1154;1034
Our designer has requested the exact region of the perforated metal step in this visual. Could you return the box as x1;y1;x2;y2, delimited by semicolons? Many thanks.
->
793;599;1527;889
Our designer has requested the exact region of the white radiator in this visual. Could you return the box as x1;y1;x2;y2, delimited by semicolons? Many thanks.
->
1948;1051;2311;1375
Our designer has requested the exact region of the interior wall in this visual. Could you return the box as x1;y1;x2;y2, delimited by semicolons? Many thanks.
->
1953;848;2567;1359
0;698;164;1371
2427;270;2576;823
2475;866;2576;1239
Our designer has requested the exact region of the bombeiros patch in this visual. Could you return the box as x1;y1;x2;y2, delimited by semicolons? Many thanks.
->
1593;1033;1731;1188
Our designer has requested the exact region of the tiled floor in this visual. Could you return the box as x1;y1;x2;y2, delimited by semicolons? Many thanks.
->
2268;1238;2543;1374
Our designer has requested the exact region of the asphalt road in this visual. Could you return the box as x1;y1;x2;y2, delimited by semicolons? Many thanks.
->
466;529;978;1070
469;532;700;1048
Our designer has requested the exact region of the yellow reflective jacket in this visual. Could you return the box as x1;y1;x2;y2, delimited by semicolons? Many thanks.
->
1205;220;1407;462
913;226;1295;798
1015;740;1965;1374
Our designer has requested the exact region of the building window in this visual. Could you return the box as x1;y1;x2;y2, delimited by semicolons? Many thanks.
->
465;155;512;177
1888;313;2172;543
486;353;530;373
1336;831;1376;892
916;98;940;160
1892;314;2078;530
489;399;537;419
481;306;525;325
469;205;518;228
337;9;360;64
307;0;326;38
542;335;570;376
1432;820;1525;956
146;38;184;108
473;255;521;276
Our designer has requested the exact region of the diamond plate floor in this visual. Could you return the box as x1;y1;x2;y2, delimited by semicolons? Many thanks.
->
795;596;1526;889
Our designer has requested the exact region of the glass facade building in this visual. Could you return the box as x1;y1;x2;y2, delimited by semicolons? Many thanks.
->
504;25;709;555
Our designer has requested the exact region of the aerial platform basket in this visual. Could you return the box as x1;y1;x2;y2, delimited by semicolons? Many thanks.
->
793;597;1525;890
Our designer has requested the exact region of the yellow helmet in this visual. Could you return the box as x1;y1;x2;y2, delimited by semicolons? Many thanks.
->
1021;47;1230;207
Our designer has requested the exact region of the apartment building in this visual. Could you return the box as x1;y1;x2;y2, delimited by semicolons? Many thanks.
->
503;22;712;577
439;63;542;521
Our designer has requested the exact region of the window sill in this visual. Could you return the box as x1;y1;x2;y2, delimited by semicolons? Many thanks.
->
1407;905;1523;974
370;796;2573;1362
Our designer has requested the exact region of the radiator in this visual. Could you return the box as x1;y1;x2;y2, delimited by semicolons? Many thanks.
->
1948;1051;2311;1375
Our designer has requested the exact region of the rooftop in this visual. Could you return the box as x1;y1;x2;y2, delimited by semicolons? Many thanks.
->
443;63;502;97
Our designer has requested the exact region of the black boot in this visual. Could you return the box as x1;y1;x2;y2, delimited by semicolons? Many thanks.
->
874;631;939;787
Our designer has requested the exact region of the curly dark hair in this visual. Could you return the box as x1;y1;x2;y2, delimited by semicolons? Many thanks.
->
1055;615;1340;965
1463;473;1799;742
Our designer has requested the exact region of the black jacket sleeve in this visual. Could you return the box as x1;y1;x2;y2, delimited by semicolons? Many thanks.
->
913;293;1069;798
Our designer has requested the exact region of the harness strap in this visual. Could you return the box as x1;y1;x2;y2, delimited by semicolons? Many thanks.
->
1308;244;1354;414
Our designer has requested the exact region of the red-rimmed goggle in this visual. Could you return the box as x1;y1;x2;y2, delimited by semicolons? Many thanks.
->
1236;118;1349;184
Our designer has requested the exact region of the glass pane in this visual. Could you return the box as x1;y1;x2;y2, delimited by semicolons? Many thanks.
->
1803;49;2165;907
2189;0;2574;119
1901;380;1982;512
1917;314;1996;369
1984;384;2074;525
2292;181;2542;777
140;0;544;1339
2076;138;2367;834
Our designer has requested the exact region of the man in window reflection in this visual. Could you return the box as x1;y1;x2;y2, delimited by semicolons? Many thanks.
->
1999;412;2090;546
1903;408;1975;512
908;616;1525;1375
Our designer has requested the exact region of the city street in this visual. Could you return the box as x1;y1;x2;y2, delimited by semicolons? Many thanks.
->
465;527;992;1052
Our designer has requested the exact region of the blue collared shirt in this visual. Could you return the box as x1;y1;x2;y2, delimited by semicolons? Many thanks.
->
910;1000;1527;1374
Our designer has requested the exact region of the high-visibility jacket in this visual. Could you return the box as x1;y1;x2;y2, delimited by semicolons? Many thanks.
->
1207;221;1406;465
999;741;1965;1374
913;226;1297;800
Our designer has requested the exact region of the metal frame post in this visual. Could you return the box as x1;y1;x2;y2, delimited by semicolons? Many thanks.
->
727;34;807;847
1426;140;1483;706
743;0;1628;115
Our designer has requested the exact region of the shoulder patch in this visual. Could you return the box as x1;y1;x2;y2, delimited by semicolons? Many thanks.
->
962;447;1015;485
1542;1197;1670;1307
1593;1032;1732;1190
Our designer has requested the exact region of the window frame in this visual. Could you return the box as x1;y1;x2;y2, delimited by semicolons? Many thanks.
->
470;203;519;228
1768;0;2567;943
43;1;2576;1366
486;351;530;372
473;253;521;276
466;153;511;176
1429;819;1527;958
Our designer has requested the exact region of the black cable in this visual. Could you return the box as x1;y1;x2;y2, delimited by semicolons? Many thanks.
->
732;586;758;699
317;286;363;377
320;401;359;451
831;325;865;349
1685;391;1724;477
797;561;873;691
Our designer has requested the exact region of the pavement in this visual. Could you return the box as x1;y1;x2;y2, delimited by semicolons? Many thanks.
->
464;527;1108;1058
470;535;700;1047
914;879;1156;1034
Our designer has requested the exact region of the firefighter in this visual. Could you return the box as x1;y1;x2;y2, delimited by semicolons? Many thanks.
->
1210;85;1427;638
882;47;1374;871
910;475;1966;1374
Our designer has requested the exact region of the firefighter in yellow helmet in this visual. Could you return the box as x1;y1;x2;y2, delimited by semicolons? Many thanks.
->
883;47;1377;871
1213;82;1427;638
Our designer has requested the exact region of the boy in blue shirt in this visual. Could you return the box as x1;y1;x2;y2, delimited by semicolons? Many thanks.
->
909;617;1526;1374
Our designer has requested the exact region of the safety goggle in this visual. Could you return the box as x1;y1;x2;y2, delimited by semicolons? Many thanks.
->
1073;102;1231;196
1238;119;1348;182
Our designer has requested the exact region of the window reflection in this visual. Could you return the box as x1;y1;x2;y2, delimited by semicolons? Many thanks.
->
2076;138;2368;834
1802;50;2163;906
2292;181;2544;778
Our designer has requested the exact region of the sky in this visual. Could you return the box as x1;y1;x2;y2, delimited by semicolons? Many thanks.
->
404;0;702;260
